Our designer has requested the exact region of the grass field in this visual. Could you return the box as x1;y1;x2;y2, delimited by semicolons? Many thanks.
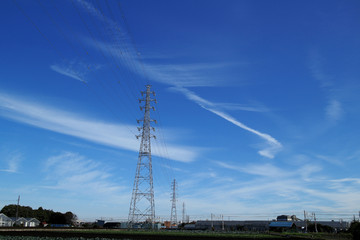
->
0;229;353;240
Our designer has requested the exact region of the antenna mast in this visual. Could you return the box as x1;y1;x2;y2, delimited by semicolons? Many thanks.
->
128;85;156;224
170;179;177;225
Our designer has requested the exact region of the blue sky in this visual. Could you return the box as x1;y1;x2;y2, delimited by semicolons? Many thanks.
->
1;0;360;222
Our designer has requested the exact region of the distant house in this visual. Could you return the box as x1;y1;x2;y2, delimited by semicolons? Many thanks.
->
11;217;27;226
0;213;12;227
25;218;40;227
9;216;40;227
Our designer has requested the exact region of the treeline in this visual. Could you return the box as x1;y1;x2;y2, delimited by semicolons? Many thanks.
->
0;204;77;225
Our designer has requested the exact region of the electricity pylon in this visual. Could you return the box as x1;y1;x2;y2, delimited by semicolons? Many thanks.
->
128;85;156;224
170;179;177;224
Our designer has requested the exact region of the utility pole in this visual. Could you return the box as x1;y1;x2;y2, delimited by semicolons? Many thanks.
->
182;202;186;223
15;195;20;221
221;214;224;231
211;213;214;229
313;213;318;233
304;210;307;233
128;85;157;225
170;179;177;225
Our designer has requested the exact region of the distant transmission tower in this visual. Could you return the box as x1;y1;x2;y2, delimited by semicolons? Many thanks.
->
128;85;157;224
170;179;177;224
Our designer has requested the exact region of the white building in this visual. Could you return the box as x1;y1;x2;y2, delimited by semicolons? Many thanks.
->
0;213;12;227
0;213;40;227
23;218;41;227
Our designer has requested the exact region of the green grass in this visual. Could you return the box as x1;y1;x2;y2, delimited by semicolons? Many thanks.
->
56;229;281;238
0;229;354;240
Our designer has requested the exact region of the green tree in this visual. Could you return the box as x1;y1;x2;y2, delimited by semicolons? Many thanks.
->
1;204;77;225
34;207;51;223
49;212;67;224
0;204;17;217
348;221;360;240
0;204;34;218
64;211;77;225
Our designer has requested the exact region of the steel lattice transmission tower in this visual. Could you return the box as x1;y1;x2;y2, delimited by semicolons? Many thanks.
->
128;85;157;224
170;179;177;224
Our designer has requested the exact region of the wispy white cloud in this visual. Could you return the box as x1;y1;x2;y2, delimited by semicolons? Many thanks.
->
143;62;236;87
214;161;290;178
76;0;237;87
178;161;360;218
50;60;101;83
309;51;334;88
50;64;86;83
0;152;22;173
160;163;187;173
309;50;344;124
214;160;322;180
315;154;343;166
83;35;236;88
0;92;198;163
75;0;136;67
303;184;360;212
85;36;278;156
82;35;276;156
179;171;307;215
330;178;360;184
208;108;281;158
297;164;323;181
207;156;359;215
325;99;343;122
172;87;282;158
43;152;122;195
81;37;139;76
76;1;280;157
75;0;104;22
214;102;269;112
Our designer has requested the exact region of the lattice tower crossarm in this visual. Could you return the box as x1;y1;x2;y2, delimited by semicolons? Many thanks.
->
128;85;156;224
170;179;177;224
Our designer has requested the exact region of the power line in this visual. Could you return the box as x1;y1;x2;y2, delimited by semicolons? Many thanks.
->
116;1;151;85
69;0;139;103
107;0;177;191
52;0;140;133
103;0;144;92
14;1;177;222
75;0;141;104
13;0;139;135
12;0;66;59
115;0;177;186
